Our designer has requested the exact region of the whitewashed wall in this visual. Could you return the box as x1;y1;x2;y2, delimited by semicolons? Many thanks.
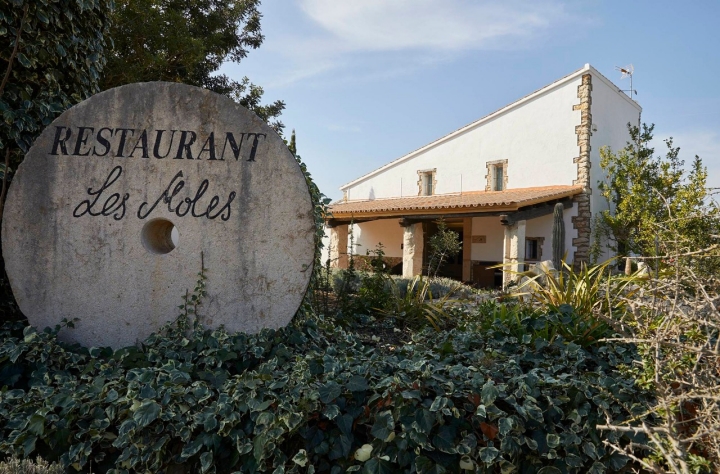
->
351;219;403;258
470;217;505;261
587;73;642;261
524;211;575;263
342;74;583;200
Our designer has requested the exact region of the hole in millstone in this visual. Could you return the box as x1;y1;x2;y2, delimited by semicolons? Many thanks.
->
141;218;179;254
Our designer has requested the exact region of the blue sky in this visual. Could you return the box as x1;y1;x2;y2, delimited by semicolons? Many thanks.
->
221;0;720;201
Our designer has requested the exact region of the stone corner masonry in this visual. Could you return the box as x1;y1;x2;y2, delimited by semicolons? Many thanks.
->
571;73;592;266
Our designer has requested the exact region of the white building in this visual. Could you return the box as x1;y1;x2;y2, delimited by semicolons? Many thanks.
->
326;64;641;287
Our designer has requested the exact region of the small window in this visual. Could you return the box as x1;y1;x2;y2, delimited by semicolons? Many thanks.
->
485;160;508;192
417;169;436;196
494;165;504;191
424;173;433;195
525;237;543;261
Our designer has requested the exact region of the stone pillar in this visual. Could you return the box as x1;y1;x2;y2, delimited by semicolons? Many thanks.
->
402;222;424;278
502;220;526;287
462;218;473;282
572;73;593;268
329;224;348;269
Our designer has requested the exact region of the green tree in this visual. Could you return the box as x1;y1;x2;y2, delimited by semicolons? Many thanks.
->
427;219;462;278
287;129;297;155
596;123;719;271
102;0;285;133
0;0;113;216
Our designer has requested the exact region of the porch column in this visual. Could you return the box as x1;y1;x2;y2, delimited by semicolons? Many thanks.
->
402;222;424;278
462;218;473;282
329;224;348;269
502;219;526;287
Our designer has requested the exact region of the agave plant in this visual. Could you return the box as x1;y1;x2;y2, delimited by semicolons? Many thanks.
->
496;259;644;345
509;259;640;314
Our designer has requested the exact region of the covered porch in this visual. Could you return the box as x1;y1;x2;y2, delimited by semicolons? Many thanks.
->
326;186;584;288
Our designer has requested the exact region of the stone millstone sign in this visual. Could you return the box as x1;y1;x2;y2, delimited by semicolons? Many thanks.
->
2;82;315;349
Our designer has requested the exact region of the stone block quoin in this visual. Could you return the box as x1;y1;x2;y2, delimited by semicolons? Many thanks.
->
571;74;592;265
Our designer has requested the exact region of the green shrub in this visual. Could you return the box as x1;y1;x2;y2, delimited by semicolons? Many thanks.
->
0;312;653;473
0;458;63;474
471;298;615;348
356;245;392;314
378;276;458;330
511;260;640;318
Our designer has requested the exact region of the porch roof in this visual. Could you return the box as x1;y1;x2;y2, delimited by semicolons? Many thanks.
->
328;185;584;220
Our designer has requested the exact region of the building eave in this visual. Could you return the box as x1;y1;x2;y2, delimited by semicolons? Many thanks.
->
328;185;584;221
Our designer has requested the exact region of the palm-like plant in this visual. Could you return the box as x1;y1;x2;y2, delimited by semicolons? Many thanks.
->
501;259;643;345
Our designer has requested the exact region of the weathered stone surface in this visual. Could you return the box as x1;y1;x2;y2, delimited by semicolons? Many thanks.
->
329;225;349;269
502;220;526;287
2;82;315;348
402;223;424;277
572;73;593;266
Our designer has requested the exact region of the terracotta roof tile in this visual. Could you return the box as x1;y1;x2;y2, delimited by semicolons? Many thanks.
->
328;185;584;219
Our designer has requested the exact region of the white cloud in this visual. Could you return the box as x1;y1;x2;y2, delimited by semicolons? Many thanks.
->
253;0;580;87
299;0;569;53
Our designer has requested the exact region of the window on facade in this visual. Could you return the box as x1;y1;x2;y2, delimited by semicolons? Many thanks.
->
525;238;542;261
494;165;505;191
485;159;508;192
418;170;435;196
424;173;433;195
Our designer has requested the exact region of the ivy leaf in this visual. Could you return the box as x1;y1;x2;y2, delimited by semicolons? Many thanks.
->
364;458;394;474
322;403;340;420
22;435;37;457
433;425;457;453
133;400;161;428
608;453;629;471
27;414;45;436
337;414;354;436
480;422;498;440
370;410;394;440
414;456;447;474
565;453;583;467
16;53;31;68
200;451;213;473
36;10;50;23
318;381;341;403
498;417;513;436
346;375;368;392
479;447;499;463
583;441;598;459
481;380;499;406
182;438;204;459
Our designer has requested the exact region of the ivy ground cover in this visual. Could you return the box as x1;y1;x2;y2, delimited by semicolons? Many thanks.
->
0;312;651;473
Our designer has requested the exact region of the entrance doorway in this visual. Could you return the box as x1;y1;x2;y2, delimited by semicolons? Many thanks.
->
422;220;463;280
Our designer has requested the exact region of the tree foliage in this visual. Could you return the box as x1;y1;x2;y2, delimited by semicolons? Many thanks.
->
0;0;113;157
595;123;719;271
427;219;462;278
102;0;285;133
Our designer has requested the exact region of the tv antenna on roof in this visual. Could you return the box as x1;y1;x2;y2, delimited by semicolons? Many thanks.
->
615;64;636;97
